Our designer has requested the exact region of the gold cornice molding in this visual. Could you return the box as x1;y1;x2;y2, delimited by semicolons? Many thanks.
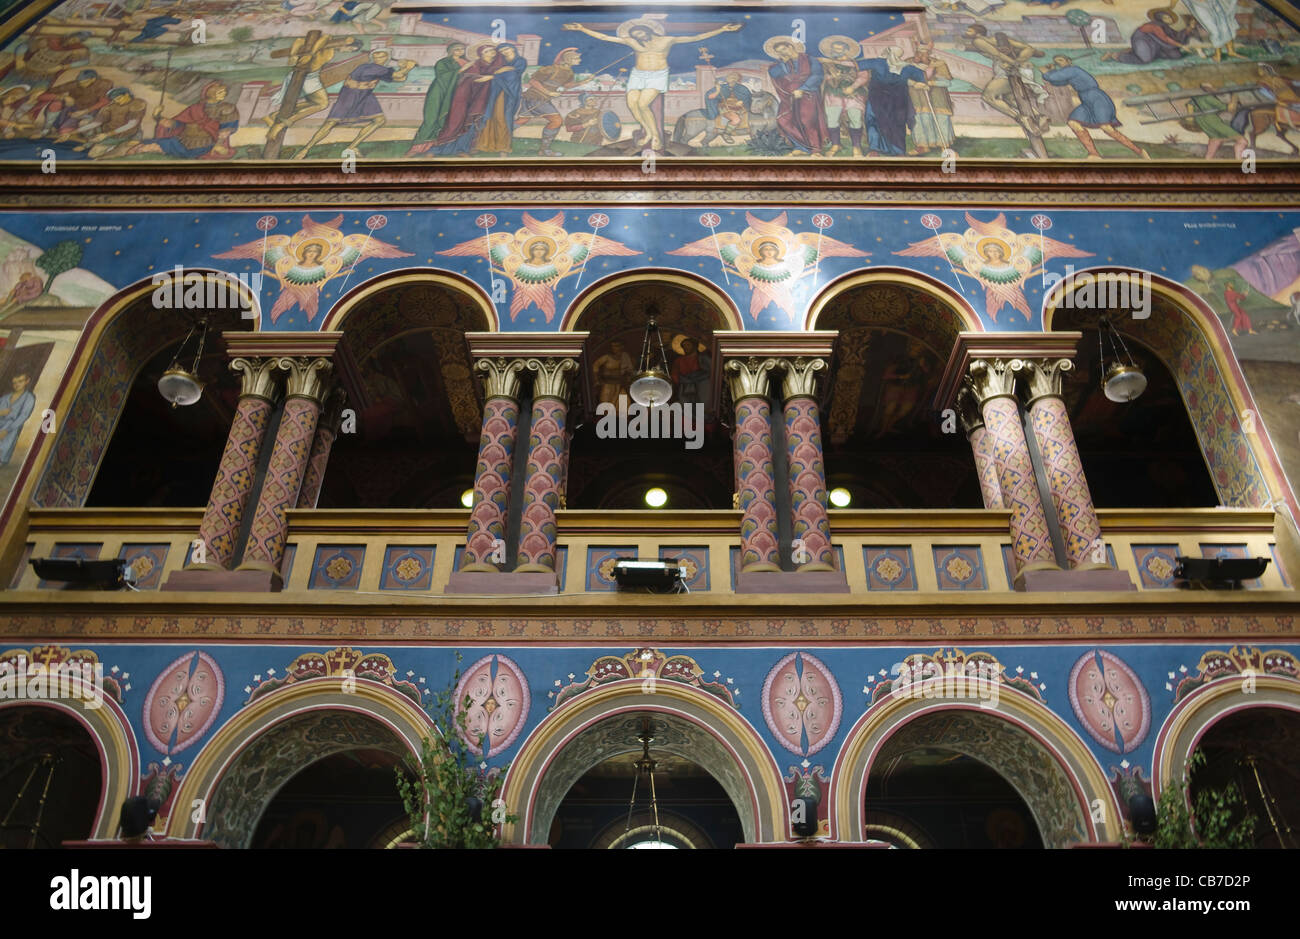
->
223;331;342;359
466;332;588;360
934;331;1082;411
715;331;837;360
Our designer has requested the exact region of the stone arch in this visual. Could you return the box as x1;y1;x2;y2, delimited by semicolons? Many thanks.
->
0;696;139;840
501;681;788;844
15;271;254;515
319;267;498;334
1152;675;1300;795
165;679;432;846
560;268;743;333
830;691;1119;847
805;267;984;335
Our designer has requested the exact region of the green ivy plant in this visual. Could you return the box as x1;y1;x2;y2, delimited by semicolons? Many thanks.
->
1152;749;1257;849
395;661;517;849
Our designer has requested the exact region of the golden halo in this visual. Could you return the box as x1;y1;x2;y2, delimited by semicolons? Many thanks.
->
522;236;558;263
671;333;701;355
617;17;666;39
751;237;786;261
818;35;860;59
976;237;1011;262
763;36;805;58
294;238;331;264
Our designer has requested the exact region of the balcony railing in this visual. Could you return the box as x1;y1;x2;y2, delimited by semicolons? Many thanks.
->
8;505;1290;595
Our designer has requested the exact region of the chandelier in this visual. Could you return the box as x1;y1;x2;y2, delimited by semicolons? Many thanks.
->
157;315;211;408
629;307;672;408
623;717;664;847
1097;316;1146;403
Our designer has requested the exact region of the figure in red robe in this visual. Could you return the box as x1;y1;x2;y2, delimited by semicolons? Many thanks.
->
1224;282;1255;335
414;44;499;156
765;37;827;155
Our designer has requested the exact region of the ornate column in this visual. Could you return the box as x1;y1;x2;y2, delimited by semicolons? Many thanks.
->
956;384;1004;510
236;356;332;584
1021;358;1109;570
295;387;345;510
968;358;1059;578
514;356;578;574
459;357;525;572
185;355;280;571
779;356;834;572
725;356;781;573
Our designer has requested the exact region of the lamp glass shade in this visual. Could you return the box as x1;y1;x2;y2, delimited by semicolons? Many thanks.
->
158;367;204;407
629;368;672;408
1102;361;1147;403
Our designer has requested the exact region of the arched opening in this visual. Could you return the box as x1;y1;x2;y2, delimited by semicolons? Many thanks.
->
32;274;254;509
566;278;734;510
862;710;1076;848
0;706;101;848
250;748;408;848
810;276;982;508
203;709;411;848
317;273;492;508
545;716;745;849
1046;276;1274;510
1188;706;1300;848
866;743;1043;848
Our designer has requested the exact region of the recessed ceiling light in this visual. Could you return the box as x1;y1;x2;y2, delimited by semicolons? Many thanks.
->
829;488;852;508
461;489;474;508
644;487;668;508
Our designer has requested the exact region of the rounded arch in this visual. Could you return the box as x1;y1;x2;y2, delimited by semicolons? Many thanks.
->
320;267;498;333
7;270;254;521
1045;269;1287;512
561;268;743;332
501;681;788;844
165;678;433;844
1152;675;1300;795
0;695;139;840
805;267;983;334
830;689;1119;847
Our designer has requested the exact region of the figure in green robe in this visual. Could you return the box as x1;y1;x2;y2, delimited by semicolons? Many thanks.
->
410;43;468;148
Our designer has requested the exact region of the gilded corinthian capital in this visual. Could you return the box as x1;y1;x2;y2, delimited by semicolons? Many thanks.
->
1019;358;1075;406
724;356;778;401
777;357;828;401
230;356;281;401
967;358;1020;405
276;356;333;402
475;357;526;400
524;357;578;400
955;383;985;436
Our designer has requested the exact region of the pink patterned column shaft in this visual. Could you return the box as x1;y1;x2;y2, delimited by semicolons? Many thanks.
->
295;422;337;509
981;395;1056;571
734;395;780;571
191;394;273;569
515;396;567;572
970;425;1005;510
238;396;321;572
462;396;520;570
1030;395;1104;568
783;396;834;570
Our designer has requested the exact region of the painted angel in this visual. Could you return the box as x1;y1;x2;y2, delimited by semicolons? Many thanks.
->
213;214;412;323
894;212;1093;323
437;212;640;321
667;212;869;322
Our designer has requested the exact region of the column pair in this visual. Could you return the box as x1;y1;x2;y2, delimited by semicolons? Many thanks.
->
718;332;846;594
165;333;339;592
449;333;585;595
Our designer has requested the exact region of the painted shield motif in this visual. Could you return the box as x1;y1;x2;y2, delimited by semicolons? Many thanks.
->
762;651;842;756
455;655;530;757
143;651;225;755
1068;649;1150;754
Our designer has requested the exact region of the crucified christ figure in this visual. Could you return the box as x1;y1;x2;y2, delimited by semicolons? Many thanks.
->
563;18;742;151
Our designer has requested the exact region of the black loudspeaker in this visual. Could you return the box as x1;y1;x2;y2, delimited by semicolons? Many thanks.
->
119;796;158;839
1128;792;1157;836
465;796;484;822
790;797;818;838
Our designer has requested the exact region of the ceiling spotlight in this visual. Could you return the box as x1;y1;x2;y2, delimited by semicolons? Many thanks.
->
829;487;851;508
460;489;475;509
644;487;668;508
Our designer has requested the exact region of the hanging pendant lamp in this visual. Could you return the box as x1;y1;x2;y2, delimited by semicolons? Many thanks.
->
1097;316;1146;403
157;315;211;408
629;308;673;408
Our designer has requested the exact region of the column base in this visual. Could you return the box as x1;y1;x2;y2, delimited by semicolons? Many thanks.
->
1015;567;1136;592
445;571;558;595
736;569;850;594
162;569;283;592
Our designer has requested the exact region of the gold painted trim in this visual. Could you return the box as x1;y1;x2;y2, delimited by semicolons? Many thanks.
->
319;269;498;333
807;268;983;334
562;270;743;333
